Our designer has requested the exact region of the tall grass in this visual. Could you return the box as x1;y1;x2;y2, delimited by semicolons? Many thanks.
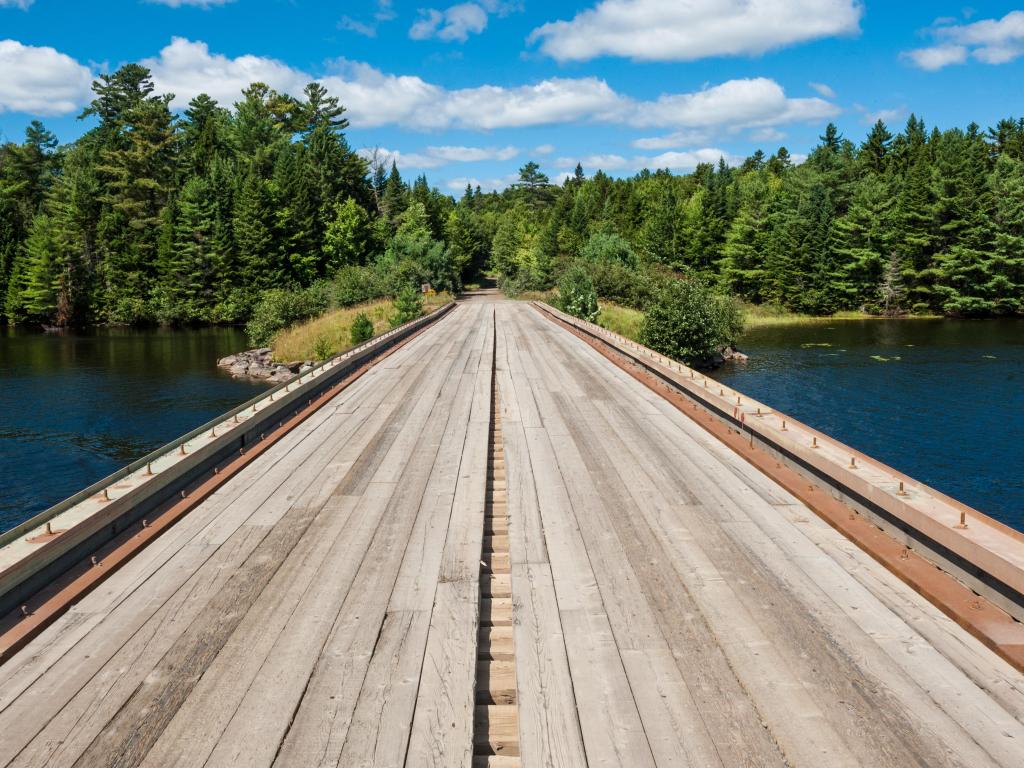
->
271;293;450;362
597;302;644;340
741;302;941;327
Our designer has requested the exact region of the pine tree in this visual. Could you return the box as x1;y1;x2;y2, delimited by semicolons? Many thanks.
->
832;173;894;307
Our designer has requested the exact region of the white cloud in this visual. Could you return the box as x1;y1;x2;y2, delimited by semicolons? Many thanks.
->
632;129;710;149
528;0;862;62
901;43;968;71
142;38;310;108
362;144;519;170
904;11;1024;69
809;81;835;98
410;3;489;42
0;39;93;115
323;64;836;132
110;40;838;136
0;0;34;9
627;77;838;130
145;0;234;7
533;143;555;155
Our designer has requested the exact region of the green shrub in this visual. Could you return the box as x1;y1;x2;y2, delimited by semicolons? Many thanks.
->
312;334;332;360
332;265;388;307
557;263;599;322
581;232;637;268
350;311;375;344
245;282;331;347
639;277;744;365
390;285;424;328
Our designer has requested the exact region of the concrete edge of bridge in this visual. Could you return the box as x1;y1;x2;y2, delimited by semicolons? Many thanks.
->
0;301;458;665
532;300;1024;674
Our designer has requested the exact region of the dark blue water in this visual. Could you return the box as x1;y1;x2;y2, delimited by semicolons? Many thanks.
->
710;319;1024;531
0;326;269;533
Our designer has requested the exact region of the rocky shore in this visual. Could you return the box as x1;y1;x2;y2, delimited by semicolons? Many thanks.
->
217;348;313;383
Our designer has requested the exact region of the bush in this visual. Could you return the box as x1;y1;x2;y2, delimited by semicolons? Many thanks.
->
312;334;332;360
332;265;388;307
557;263;599;322
390;285;424;328
581;232;637;268
245;281;331;347
639;277;744;365
350;311;375;344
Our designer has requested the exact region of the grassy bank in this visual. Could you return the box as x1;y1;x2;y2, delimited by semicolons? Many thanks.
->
271;293;450;362
741;302;942;328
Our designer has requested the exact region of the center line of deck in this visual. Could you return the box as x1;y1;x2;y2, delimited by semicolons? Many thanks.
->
473;329;520;767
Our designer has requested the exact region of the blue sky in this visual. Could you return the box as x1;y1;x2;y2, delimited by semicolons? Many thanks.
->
2;1;1024;193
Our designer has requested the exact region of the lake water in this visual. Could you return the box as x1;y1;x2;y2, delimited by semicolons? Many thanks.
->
0;326;268;533
710;319;1024;532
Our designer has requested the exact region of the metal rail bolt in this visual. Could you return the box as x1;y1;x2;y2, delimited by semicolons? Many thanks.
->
781;420;788;431
897;481;907;496
178;443;187;456
812;437;819;449
954;511;969;530
21;605;30;618
849;457;857;469
102;488;111;502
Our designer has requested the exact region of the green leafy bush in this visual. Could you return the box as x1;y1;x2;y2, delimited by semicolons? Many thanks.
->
312;334;332;360
557;263;599;322
640;277;744;365
332;265;388;307
390;285;424;328
245;281;331;347
350;311;375;344
581;232;637;268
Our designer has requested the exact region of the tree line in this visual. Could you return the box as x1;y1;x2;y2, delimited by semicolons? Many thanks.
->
478;119;1024;318
0;65;481;327
1;63;1022;328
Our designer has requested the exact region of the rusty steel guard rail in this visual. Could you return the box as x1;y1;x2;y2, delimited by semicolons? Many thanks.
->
0;302;456;620
533;301;1024;626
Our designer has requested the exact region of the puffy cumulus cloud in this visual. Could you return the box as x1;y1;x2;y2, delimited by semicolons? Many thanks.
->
904;11;1024;70
0;39;94;115
325;65;832;132
322;63;622;129
528;0;862;62
627;77;838;130
901;44;967;71
363;144;519;169
125;41;836;135
141;38;310;108
410;3;489;42
145;0;234;7
533;143;555;155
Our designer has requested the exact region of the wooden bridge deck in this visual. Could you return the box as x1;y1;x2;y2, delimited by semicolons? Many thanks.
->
1;299;1023;767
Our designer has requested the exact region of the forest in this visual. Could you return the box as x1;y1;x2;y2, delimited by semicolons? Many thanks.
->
2;64;1023;336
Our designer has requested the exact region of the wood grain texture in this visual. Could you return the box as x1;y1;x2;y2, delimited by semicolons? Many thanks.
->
3;298;1023;768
